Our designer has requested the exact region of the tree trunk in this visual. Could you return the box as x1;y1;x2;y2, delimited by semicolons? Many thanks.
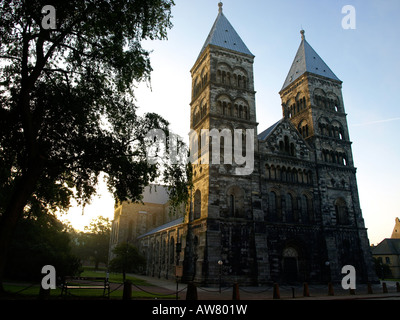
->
0;161;43;293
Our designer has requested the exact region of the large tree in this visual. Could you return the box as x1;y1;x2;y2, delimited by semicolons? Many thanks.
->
0;0;189;292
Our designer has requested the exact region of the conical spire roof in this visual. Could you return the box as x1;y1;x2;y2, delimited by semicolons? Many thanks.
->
197;3;253;59
281;30;340;91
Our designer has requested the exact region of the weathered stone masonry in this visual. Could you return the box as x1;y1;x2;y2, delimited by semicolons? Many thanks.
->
109;4;377;286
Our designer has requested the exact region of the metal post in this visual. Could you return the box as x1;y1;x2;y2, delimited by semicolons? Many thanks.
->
218;260;223;293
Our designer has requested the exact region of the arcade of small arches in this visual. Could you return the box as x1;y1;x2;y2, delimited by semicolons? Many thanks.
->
267;191;352;226
322;149;348;166
287;96;307;119
278;135;296;156
265;164;313;185
216;63;249;89
192;100;208;127
298;120;309;139
267;190;314;224
143;233;181;279
318;119;346;140
190;185;247;221
192;68;209;100
313;89;341;113
217;96;249;120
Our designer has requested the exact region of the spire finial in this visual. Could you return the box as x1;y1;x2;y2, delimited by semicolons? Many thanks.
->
218;2;223;13
300;29;305;40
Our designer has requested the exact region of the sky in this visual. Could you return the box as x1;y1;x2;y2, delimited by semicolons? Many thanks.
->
61;0;400;245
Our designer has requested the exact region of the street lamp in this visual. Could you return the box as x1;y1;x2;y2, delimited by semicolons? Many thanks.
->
218;260;223;293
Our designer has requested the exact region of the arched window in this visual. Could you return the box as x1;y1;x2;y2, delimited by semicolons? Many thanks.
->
335;198;348;225
265;164;271;179
301;195;314;223
237;75;242;87
239;105;243;118
334;101;339;112
286;193;294;223
290;143;295;156
227;72;231;85
298;120;309;138
194;190;201;220
229;194;235;216
222;71;226;84
282;167;287;182
269;191;277;221
228;103;232;116
271;165;276;179
227;186;244;218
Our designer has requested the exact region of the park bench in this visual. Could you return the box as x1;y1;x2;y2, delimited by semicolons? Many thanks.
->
61;276;110;298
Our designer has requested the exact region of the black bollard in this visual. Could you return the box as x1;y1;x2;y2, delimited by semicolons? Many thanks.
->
273;283;280;299
38;286;50;300
367;282;373;294
186;282;198;300
303;282;310;297
232;283;240;300
328;282;334;296
396;282;400;293
382;282;388;294
123;280;132;300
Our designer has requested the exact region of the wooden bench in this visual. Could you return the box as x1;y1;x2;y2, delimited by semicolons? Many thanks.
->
61;276;110;298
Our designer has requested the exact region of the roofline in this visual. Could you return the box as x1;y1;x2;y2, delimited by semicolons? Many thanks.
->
191;43;255;74
279;71;343;95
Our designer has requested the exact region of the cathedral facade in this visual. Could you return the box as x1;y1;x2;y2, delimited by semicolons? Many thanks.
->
109;4;377;285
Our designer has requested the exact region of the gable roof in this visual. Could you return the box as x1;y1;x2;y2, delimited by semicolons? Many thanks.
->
258;119;282;141
198;5;253;59
281;30;341;91
372;239;400;255
141;185;170;205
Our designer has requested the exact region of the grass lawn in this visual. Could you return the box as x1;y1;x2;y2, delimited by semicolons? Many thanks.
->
80;267;151;286
3;267;176;300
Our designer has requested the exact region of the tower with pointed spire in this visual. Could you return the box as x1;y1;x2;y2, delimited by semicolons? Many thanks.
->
185;2;263;285
279;29;376;283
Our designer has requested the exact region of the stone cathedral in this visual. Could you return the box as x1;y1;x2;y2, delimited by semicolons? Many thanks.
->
109;4;377;285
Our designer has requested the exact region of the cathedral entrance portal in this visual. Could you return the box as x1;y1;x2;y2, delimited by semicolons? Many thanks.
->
282;247;298;282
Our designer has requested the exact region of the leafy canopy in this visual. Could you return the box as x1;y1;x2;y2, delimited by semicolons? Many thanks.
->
0;0;190;219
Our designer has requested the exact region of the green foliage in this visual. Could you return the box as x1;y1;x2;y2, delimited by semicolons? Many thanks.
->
0;0;191;288
109;243;146;280
0;0;183;217
71;216;111;269
373;257;393;279
5;213;81;281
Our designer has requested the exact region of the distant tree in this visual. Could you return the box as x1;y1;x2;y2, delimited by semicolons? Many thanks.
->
71;216;111;269
0;0;190;292
109;242;146;281
373;257;392;279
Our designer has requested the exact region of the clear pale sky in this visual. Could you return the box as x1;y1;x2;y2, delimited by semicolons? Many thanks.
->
62;0;400;245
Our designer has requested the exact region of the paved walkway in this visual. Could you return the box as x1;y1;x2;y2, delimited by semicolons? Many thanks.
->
128;274;400;300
